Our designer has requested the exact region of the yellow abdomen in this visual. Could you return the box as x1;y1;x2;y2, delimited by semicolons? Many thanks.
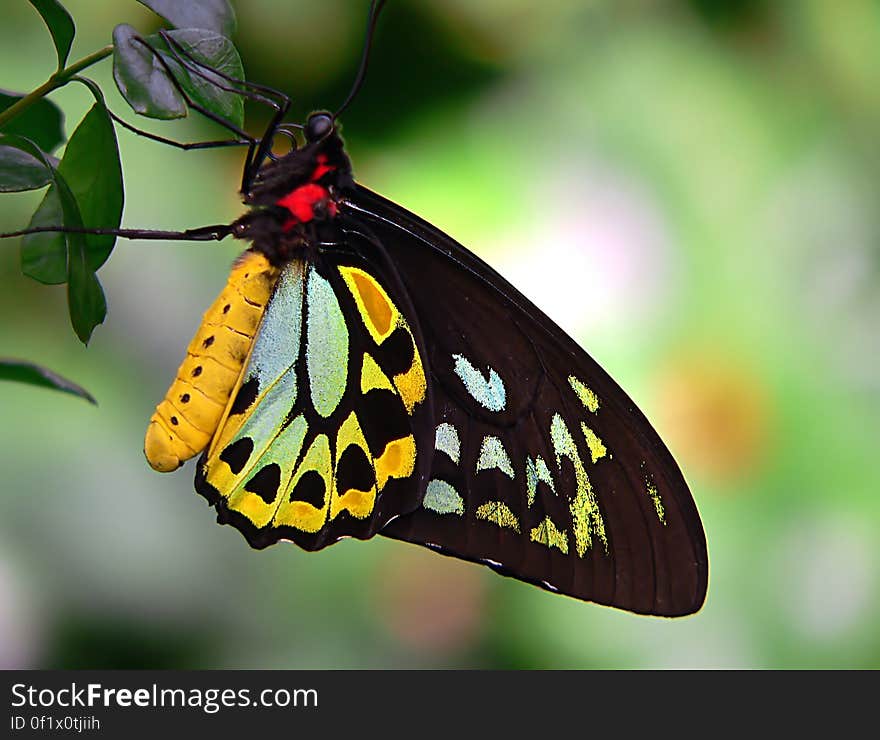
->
144;251;279;472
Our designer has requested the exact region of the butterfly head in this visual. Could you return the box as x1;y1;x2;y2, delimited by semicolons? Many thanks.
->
231;113;353;264
244;113;351;204
305;112;334;143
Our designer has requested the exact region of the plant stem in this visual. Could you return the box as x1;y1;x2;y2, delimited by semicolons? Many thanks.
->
0;45;114;129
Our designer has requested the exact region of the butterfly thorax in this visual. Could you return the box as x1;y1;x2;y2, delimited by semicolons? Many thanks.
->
231;126;354;266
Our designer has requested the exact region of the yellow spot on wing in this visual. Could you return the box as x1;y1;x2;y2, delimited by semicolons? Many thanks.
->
393;338;426;415
338;265;426;415
223;415;309;528
530;517;569;554
568;375;600;413
273;433;332;533
375;435;416;490
331;412;377;520
338;266;398;344
647;481;666;525
551;413;607;557
334;488;375;520
230;487;276;527
361;352;394;393
476;501;520;533
580;423;607;463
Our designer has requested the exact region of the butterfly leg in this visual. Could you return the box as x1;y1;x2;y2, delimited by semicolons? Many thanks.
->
155;31;292;194
0;223;234;241
106;108;252;151
131;35;258;144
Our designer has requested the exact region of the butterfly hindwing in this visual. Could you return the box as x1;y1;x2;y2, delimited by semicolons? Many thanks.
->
341;187;708;616
195;245;434;551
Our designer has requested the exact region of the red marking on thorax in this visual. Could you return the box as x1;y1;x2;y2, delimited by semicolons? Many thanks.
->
311;154;336;182
276;183;338;231
275;155;339;231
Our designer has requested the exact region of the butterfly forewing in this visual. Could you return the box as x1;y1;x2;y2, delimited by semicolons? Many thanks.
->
341;187;708;616
195;246;434;551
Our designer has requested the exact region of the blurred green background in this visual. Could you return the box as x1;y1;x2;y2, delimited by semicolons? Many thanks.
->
1;0;879;669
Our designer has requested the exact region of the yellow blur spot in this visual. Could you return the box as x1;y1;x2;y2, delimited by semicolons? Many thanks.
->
653;350;770;485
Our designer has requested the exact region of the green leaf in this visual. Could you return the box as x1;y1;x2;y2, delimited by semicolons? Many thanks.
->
112;23;186;119
55;102;123;272
21;186;67;283
67;225;107;344
28;0;76;71
3;134;106;343
50;167;107;344
0;133;66;283
0;144;52;192
149;29;245;129
0;90;65;153
0;358;96;404
138;0;237;37
19;101;122;283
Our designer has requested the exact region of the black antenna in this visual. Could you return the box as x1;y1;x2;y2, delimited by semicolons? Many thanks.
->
333;0;388;119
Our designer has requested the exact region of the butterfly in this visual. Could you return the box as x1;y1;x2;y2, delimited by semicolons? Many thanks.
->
20;1;710;616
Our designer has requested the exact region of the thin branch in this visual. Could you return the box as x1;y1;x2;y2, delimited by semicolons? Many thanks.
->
0;45;113;128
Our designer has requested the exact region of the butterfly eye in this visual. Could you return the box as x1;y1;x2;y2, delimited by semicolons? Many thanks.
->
305;112;333;142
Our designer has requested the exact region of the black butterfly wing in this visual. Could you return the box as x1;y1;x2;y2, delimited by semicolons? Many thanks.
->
340;186;708;616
